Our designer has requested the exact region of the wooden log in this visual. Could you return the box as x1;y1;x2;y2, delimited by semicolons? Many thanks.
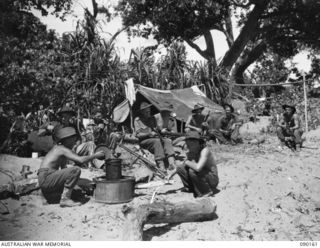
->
0;178;39;200
122;197;217;240
14;178;39;195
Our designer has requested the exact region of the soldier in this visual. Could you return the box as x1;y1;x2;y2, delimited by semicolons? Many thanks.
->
38;127;104;207
134;102;175;173
207;103;243;145
167;131;219;197
185;104;207;134
276;104;302;151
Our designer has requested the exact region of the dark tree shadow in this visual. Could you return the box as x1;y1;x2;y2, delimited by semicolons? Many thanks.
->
142;213;219;240
143;223;179;241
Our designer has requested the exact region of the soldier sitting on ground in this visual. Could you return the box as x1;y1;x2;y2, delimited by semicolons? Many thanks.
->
276;104;303;151
154;108;178;134
134;102;176;174
38;127;104;207
76;119;104;168
185;104;208;134
207;103;243;145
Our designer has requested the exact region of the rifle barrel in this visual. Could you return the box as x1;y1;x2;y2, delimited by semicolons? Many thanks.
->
164;132;208;140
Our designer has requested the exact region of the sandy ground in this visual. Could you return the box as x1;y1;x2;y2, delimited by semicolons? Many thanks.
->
0;129;320;241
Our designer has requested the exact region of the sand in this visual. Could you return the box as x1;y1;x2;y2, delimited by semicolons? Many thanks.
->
0;130;320;241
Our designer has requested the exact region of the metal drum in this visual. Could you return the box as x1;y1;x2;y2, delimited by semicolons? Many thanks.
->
93;176;135;204
105;158;122;180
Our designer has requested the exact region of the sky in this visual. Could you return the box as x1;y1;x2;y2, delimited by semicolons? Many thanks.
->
32;0;233;62
32;0;312;73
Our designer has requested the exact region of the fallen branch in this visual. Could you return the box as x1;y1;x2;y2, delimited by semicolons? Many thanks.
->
122;197;217;240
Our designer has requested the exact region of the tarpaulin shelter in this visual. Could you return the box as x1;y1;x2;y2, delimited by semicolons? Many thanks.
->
113;84;224;124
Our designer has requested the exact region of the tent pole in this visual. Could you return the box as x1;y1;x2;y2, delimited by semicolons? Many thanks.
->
130;104;134;132
303;73;308;136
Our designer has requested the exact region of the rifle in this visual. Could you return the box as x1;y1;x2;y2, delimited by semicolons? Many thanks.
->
161;132;184;138
118;142;166;179
161;131;208;140
201;111;210;136
204;111;210;122
153;127;165;145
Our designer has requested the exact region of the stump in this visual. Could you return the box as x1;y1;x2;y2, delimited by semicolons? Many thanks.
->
122;197;217;240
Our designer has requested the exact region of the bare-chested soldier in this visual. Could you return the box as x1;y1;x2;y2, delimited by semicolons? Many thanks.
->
167;131;219;197
38;127;104;207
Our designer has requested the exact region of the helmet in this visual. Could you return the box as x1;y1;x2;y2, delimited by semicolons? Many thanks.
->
54;127;78;142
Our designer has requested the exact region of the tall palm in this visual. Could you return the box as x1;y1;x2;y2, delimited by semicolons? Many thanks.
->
129;46;156;87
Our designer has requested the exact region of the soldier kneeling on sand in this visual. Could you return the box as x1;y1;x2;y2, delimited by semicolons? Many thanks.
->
38;127;105;207
167;131;219;198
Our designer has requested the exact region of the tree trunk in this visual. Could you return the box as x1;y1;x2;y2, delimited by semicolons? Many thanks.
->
231;41;267;84
224;8;234;48
122;197;217;240
185;31;219;101
219;0;270;71
91;0;98;18
203;30;217;79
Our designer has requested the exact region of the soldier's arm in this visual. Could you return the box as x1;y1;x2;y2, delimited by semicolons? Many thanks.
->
277;115;286;128
134;118;153;139
59;146;104;165
185;115;202;133
185;115;192;128
219;118;230;133
185;148;210;172
291;114;300;130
